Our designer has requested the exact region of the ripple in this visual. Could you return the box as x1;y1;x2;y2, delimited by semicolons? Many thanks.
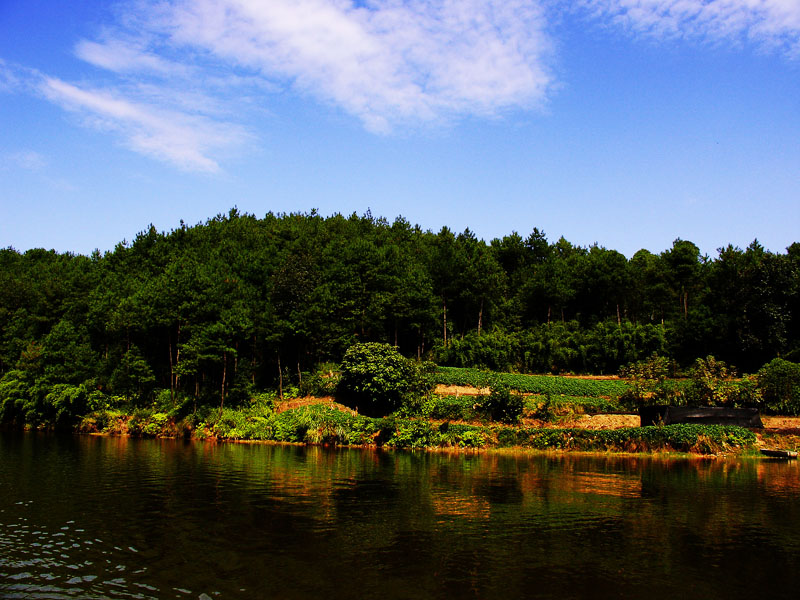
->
0;513;166;600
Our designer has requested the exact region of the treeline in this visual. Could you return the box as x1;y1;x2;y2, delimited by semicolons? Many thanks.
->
0;209;798;423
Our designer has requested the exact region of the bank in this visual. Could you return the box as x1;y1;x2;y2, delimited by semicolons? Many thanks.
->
73;398;793;456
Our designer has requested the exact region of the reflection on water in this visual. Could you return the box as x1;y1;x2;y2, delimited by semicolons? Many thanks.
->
1;433;800;599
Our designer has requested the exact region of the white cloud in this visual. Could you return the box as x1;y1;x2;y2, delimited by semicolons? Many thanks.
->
138;0;555;132
584;0;800;55
9;1;800;173
8;1;553;171
75;38;191;77
39;77;249;172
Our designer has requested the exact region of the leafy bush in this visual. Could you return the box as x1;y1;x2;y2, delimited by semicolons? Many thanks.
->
619;354;682;408
757;358;800;415
0;369;31;424
337;343;434;417
45;383;93;425
684;356;753;407
475;381;523;423
299;372;339;397
398;394;478;421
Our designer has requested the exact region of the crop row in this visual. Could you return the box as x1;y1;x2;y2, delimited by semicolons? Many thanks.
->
435;367;630;397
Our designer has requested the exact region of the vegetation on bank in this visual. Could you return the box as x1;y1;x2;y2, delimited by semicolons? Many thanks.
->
53;344;795;455
77;404;758;455
4;341;800;458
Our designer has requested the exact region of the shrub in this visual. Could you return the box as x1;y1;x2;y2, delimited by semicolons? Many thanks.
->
757;358;800;415
337;343;434;417
418;395;478;421
685;356;739;407
299;372;338;397
475;381;523;424
619;354;681;408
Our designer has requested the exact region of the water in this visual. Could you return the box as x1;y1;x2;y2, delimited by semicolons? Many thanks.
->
1;433;799;599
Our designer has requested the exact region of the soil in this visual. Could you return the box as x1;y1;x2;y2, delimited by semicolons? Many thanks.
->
535;414;641;430
435;384;489;396
761;416;800;432
274;396;356;415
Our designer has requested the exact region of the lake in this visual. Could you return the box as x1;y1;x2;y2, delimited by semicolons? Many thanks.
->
1;432;799;599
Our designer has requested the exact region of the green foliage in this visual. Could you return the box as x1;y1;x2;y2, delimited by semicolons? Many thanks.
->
474;381;523;424
407;395;478;421
213;407;273;440
435;367;628;397
491;424;756;453
0;369;31;424
530;394;624;420
299;371;339;397
684;356;743;407
109;345;155;403
619;354;682;408
433;322;669;375
757;358;800;415
337;343;434;417
45;384;93;425
0;212;797;426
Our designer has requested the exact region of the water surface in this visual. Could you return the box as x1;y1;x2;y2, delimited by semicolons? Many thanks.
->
1;433;799;599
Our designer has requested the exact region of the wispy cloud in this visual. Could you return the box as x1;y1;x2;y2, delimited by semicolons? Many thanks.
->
3;1;554;170
142;0;554;132
584;0;800;56
5;1;800;173
75;37;191;77
39;76;249;173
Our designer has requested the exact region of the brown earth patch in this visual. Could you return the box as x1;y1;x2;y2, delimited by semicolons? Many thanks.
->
274;396;357;415
761;416;800;431
435;384;489;396
520;414;640;430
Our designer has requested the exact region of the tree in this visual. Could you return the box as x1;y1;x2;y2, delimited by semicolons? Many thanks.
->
662;239;704;320
337;343;433;417
110;345;155;403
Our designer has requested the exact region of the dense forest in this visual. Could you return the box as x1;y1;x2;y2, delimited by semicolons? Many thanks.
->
1;209;798;423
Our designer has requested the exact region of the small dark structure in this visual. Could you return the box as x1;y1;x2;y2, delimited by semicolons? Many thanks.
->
640;406;763;428
760;449;798;459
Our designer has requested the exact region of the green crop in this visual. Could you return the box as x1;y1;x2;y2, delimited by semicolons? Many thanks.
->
435;367;629;397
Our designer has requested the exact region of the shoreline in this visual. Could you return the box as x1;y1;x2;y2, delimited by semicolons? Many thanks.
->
76;429;764;461
8;395;799;457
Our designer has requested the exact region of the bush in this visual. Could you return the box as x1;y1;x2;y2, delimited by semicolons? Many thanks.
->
685;356;740;407
619;354;681;408
411;395;478;421
337;343;434;417
757;358;800;415
299;372;339;397
475;381;523;424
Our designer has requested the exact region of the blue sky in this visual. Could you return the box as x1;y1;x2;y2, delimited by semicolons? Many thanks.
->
1;0;798;258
